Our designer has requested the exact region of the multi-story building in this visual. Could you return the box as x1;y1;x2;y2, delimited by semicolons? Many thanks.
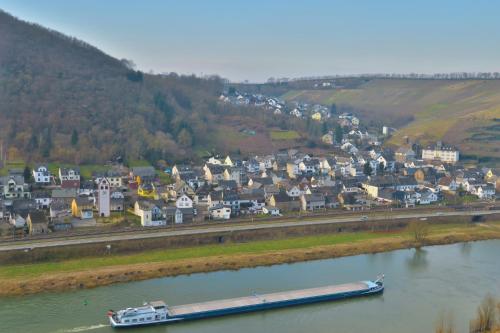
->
422;142;459;163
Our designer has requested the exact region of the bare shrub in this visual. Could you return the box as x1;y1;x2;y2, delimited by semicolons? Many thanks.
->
469;295;497;333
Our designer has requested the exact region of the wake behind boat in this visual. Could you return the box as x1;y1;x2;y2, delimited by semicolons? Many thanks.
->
107;275;384;328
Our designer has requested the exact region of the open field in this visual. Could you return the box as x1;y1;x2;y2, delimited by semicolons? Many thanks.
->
270;130;300;140
1;221;499;297
280;79;500;163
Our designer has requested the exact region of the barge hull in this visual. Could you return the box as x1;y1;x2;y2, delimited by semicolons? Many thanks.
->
168;281;383;321
110;279;384;328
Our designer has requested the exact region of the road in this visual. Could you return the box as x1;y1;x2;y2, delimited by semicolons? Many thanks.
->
0;209;498;252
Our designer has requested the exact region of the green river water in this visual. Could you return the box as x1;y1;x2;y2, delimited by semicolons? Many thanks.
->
0;240;499;333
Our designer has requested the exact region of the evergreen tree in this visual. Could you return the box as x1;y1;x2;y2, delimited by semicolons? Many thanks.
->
71;129;79;146
334;124;343;143
363;162;373;176
330;103;337;114
378;162;385;175
23;166;33;183
322;122;328;135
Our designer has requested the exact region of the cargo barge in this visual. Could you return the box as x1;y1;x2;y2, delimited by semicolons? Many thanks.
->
108;275;384;328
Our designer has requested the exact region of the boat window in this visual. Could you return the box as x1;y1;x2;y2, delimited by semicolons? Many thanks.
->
139;318;144;321
147;317;152;320
132;319;137;322
124;320;129;323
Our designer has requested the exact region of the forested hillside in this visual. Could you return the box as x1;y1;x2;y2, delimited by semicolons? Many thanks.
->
0;10;224;164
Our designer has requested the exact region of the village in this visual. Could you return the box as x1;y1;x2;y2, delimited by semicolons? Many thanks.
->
0;117;497;238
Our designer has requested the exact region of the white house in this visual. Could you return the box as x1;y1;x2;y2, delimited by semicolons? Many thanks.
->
59;168;80;182
134;201;165;227
176;194;193;208
209;204;231;220
33;165;51;184
262;206;280;216
286;185;302;198
417;189;439;204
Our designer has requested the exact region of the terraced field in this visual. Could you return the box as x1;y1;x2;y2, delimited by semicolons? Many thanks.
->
281;79;500;163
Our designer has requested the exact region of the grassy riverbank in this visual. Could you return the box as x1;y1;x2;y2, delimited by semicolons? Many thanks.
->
1;222;499;297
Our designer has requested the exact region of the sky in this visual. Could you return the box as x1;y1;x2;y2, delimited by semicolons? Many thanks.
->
1;0;500;82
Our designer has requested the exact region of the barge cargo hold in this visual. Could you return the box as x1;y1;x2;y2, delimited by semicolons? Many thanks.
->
108;275;384;328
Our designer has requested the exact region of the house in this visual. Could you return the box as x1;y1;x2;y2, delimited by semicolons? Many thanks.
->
51;188;77;206
71;197;94;219
32;164;51;184
286;162;300;179
209;204;231;220
438;176;458;192
245;159;261;173
395;147;416;163
473;184;496;199
262;206;280;216
416;188;439;204
32;190;51;209
138;182;158;199
248;176;273;189
9;212;27;229
395;176;418;191
59;168;80;189
224;155;242;167
268;192;301;211
223;167;244;186
300;193;326;211
26;210;49;235
134;201;165;227
50;201;71;222
239;189;266;213
168;180;195;200
176;194;193;208
203;163;226;184
130;166;156;183
299;159;320;175
194;184;212;206
165;206;194;224
93;170;123;188
285;185;302;198
361;176;396;199
172;165;193;180
110;197;124;212
311;112;322;121
0;175;30;199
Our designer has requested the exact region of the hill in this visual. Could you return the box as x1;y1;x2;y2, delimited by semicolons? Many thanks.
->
276;79;500;162
0;10;228;164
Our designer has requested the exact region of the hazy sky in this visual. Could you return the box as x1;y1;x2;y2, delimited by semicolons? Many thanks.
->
1;0;499;82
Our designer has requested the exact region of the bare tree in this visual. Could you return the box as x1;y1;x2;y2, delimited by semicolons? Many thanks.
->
408;220;430;245
469;295;497;333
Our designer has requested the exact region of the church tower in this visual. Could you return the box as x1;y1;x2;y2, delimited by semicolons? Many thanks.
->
98;177;111;217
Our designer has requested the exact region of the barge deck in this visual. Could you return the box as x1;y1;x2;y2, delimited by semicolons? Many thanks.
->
109;275;384;328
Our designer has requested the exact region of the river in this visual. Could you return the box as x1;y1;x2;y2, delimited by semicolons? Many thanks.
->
1;240;499;333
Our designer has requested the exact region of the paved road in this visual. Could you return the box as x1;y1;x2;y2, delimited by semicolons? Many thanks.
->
1;209;498;251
